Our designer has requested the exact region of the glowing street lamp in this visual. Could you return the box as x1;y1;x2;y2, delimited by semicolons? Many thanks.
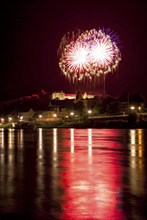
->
88;110;92;114
70;112;74;116
1;118;4;123
53;113;57;117
130;106;135;110
20;116;23;121
8;117;12;122
39;115;42;118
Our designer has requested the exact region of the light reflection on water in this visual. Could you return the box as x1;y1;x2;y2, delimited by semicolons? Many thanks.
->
129;129;144;197
0;128;147;219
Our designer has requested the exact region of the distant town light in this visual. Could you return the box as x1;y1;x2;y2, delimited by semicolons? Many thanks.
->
70;112;74;116
8;117;12;122
53;113;57;117
20;116;23;121
1;118;4;123
138;106;141;110
39;115;42;118
130;106;135;110
88;110;92;114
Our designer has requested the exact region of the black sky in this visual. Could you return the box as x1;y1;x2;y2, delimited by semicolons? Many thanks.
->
0;0;147;101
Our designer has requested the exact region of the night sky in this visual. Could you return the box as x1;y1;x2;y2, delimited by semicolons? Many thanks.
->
0;0;147;101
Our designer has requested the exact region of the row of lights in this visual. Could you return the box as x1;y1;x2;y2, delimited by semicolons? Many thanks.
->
1;106;142;124
39;113;57;118
39;110;92;119
130;106;141;111
1;110;93;124
0;117;13;123
0;116;24;124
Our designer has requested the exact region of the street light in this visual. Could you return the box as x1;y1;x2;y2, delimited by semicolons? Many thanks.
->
88;110;92;114
70;112;74;116
1;118;4;123
8;117;12;122
130;106;135;110
20;116;23;121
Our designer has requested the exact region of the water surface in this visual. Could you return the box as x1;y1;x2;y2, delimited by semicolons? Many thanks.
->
0;128;147;219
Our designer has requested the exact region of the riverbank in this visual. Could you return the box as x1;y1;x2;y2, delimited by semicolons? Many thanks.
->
35;120;147;129
1;119;147;129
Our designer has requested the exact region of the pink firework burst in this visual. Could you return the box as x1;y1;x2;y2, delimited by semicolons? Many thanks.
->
65;41;90;74
90;38;114;67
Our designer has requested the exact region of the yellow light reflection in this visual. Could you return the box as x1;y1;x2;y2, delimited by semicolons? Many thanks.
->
20;129;24;148
0;128;4;149
138;129;142;145
8;128;13;148
17;129;24;148
138;129;143;158
0;128;5;163
39;128;43;149
70;128;74;153
138;146;143;158
130;129;136;145
137;129;143;170
129;129;144;195
38;128;43;159
37;128;44;206
8;128;15;163
130;129;136;158
53;128;57;154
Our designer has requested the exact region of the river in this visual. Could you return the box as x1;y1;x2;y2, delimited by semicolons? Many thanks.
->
0;128;147;220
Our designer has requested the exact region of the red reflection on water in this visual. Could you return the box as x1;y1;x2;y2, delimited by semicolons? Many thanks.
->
59;129;124;220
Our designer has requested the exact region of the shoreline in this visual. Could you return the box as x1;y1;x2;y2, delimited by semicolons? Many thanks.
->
1;120;147;129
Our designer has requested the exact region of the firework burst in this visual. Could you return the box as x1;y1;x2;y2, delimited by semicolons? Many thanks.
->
58;28;121;86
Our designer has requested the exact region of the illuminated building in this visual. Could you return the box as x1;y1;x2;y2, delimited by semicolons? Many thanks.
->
52;91;94;100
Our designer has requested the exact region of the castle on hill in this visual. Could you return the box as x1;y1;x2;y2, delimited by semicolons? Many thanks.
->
51;91;94;100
